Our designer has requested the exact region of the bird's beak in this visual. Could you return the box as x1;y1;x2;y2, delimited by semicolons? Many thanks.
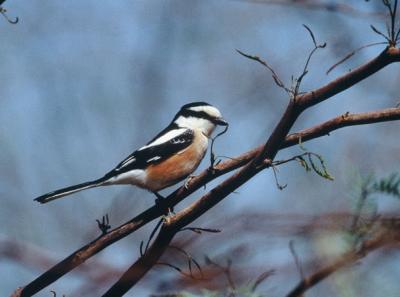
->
215;117;228;126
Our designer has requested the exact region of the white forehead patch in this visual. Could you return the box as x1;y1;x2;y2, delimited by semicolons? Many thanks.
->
188;105;222;118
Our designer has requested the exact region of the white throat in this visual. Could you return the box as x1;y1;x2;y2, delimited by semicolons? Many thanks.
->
174;116;216;137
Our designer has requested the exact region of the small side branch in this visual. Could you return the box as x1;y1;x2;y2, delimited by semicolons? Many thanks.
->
296;47;400;109
292;25;326;97
327;42;387;74
284;108;400;147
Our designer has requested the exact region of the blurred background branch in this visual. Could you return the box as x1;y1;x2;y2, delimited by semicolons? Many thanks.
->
286;217;400;297
232;0;385;18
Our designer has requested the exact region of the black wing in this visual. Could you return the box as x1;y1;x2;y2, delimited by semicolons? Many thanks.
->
104;129;194;177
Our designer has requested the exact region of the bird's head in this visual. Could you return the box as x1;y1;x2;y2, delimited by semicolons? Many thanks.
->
173;102;228;137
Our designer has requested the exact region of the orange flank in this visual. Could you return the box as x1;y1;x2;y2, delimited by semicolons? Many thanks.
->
145;131;207;191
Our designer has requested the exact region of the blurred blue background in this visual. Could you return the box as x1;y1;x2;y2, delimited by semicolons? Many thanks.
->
1;1;400;296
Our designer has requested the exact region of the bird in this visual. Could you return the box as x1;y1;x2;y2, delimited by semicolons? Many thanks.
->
34;102;228;204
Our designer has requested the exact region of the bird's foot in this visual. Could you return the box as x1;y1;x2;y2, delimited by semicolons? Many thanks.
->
184;174;196;189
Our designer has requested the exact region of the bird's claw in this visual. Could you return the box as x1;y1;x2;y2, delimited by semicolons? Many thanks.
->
184;174;196;189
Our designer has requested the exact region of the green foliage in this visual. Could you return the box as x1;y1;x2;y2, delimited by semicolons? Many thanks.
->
371;173;400;199
346;172;400;248
296;152;334;181
294;139;334;181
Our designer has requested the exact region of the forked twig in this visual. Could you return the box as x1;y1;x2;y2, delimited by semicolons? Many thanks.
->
250;270;275;292
370;0;399;46
156;245;203;279
205;257;236;291
96;214;111;236
237;25;326;100
168;245;203;278
292;25;326;97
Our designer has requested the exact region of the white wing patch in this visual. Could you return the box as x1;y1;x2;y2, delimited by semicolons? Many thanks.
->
117;156;136;170
104;169;147;187
139;128;188;150
146;156;161;163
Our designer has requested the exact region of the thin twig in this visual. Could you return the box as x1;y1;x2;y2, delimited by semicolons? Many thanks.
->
179;227;221;234
167;245;203;278
144;218;163;255
205;257;236;291
327;42;387;74
289;240;304;279
250;270;275;292
293;25;326;97
236;49;291;93
210;124;229;168
370;24;391;43
271;165;287;190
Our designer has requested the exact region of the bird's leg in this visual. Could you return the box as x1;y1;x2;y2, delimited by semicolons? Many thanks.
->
184;174;196;189
153;192;165;205
153;192;174;215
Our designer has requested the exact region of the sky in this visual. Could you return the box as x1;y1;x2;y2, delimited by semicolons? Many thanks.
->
1;1;400;296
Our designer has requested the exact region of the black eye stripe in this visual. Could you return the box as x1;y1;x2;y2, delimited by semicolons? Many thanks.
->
180;109;218;123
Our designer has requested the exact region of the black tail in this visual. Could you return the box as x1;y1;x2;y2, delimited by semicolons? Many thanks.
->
34;177;107;204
